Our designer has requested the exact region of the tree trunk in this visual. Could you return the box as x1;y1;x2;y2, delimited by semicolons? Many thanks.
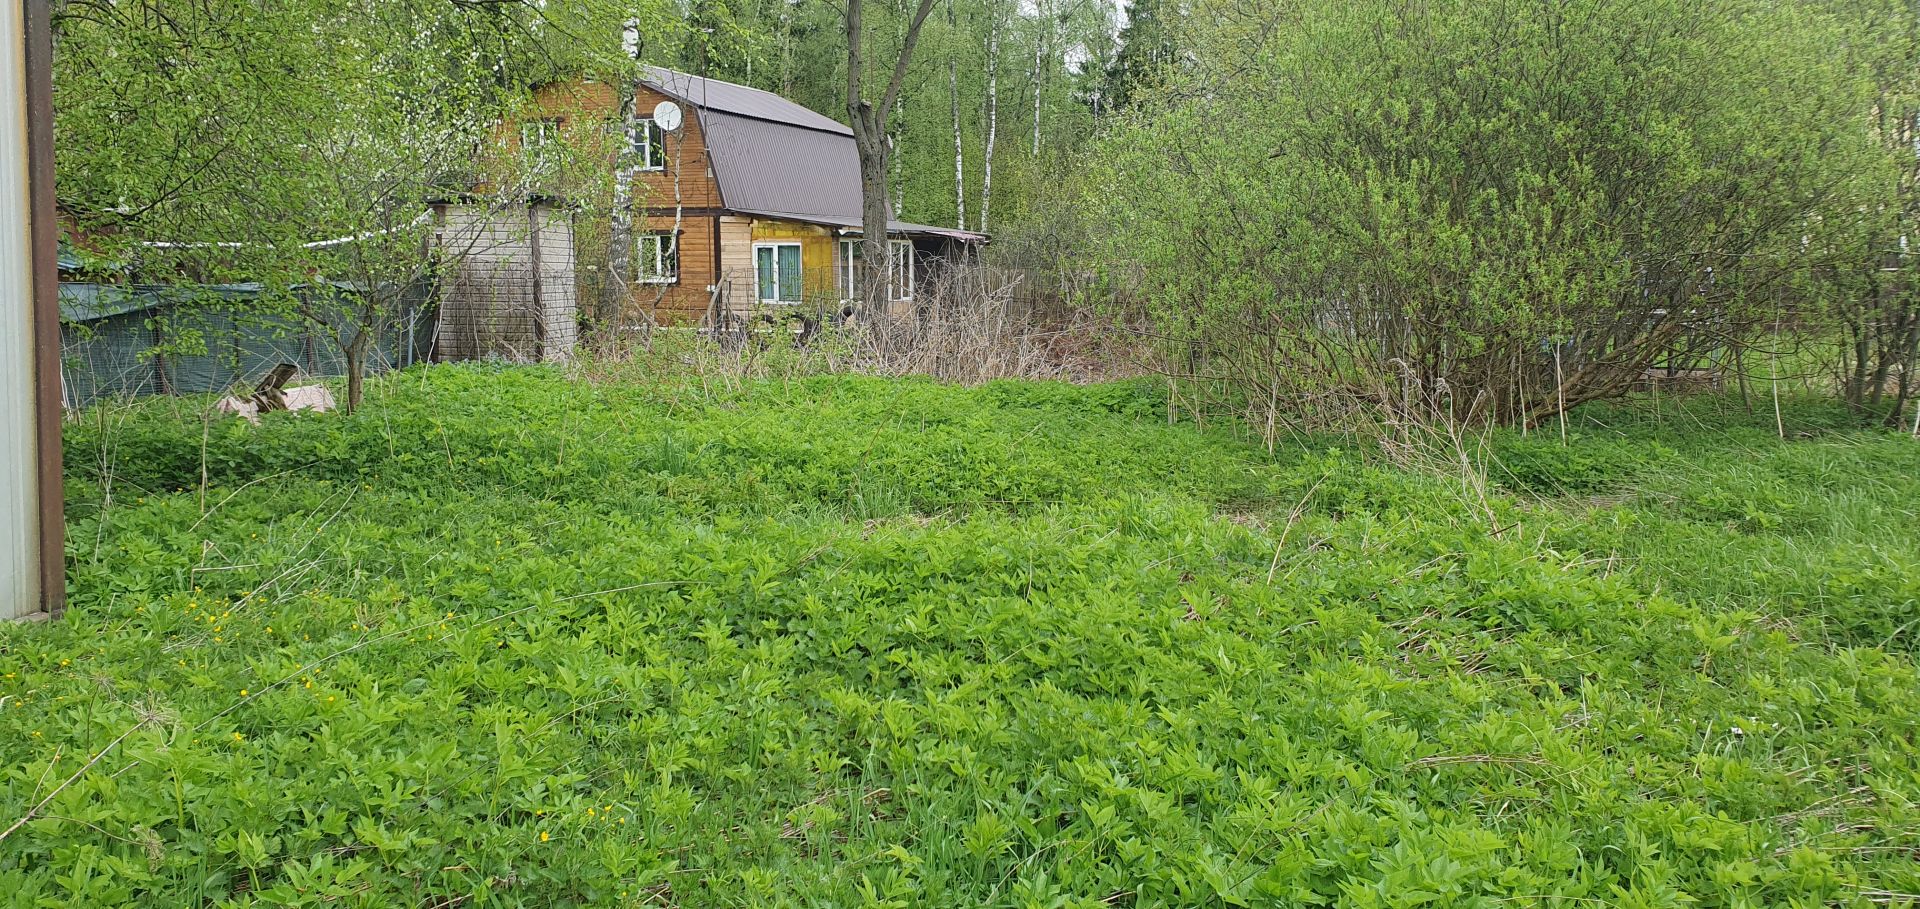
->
344;326;370;413
855;113;892;316
1031;0;1046;158
846;0;939;317
889;99;905;218
950;0;965;230
1883;304;1920;427
980;2;1000;234
606;77;639;329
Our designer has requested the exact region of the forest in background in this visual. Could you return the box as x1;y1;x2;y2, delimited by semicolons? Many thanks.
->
50;0;1154;256
49;0;1920;435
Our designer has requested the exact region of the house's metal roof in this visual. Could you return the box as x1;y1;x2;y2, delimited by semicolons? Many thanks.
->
642;67;851;136
641;69;988;244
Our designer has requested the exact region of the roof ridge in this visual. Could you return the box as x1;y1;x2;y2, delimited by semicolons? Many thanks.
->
640;65;852;137
643;66;786;105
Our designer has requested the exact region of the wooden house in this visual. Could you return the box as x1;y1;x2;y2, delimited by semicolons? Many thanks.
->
512;68;988;326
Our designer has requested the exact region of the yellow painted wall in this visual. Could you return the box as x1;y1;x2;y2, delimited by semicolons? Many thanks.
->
749;219;841;303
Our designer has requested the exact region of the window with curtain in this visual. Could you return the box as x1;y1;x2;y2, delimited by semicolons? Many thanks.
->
755;243;802;303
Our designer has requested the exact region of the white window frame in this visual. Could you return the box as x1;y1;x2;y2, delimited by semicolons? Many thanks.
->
637;232;677;284
889;239;915;302
521;117;561;155
754;242;803;304
837;239;857;302
633;118;666;172
838;238;915;302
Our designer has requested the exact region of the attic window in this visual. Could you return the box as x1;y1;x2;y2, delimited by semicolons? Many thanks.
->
637;232;677;284
634;118;666;171
521;118;562;155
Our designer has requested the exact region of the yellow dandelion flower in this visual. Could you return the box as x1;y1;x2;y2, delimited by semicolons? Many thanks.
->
240;689;249;697
539;831;549;842
232;732;244;741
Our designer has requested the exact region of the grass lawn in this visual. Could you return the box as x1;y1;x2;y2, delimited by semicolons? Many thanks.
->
4;364;1919;907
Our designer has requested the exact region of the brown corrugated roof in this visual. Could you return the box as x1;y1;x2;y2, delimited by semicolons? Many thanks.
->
642;67;851;136
641;68;987;244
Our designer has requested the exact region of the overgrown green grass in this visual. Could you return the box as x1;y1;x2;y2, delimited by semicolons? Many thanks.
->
5;365;1918;907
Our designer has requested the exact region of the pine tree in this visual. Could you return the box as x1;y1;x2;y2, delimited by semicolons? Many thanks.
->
1105;0;1177;110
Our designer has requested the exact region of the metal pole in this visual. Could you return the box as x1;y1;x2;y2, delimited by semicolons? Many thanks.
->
3;0;63;620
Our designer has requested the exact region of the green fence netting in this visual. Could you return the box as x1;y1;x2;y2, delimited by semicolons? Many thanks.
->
59;281;437;409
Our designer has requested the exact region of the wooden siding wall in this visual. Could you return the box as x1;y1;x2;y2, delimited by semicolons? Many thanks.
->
432;203;577;362
481;80;620;195
630;213;718;323
622;84;724;324
719;216;754;300
632;84;721;210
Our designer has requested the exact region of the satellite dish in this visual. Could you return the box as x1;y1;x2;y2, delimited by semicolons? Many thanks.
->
652;100;684;132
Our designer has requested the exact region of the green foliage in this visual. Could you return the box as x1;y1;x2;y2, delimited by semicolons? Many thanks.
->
7;368;1920;906
51;0;666;407
1103;0;1179;111
1081;0;1889;429
1531;396;1920;651
1491;436;1666;496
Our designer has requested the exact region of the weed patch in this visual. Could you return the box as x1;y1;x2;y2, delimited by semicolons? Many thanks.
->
6;368;1919;907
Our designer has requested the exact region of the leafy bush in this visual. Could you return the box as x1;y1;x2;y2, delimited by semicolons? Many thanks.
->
1083;0;1889;432
6;367;1919;907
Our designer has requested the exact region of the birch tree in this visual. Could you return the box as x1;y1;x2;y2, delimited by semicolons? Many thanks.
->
979;0;1003;233
950;0;968;230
